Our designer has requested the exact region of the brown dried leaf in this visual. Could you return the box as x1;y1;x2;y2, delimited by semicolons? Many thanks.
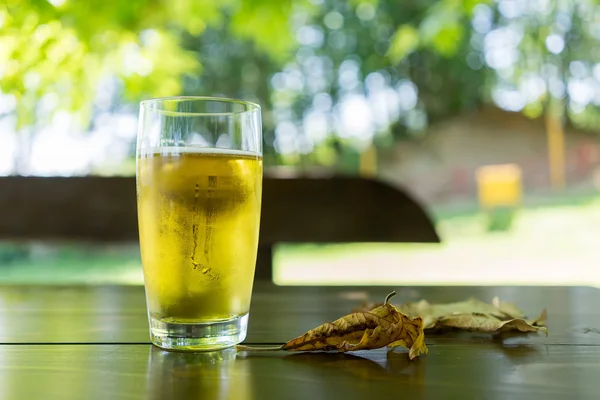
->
354;296;547;335
352;301;383;314
437;313;548;336
282;292;428;360
398;297;526;329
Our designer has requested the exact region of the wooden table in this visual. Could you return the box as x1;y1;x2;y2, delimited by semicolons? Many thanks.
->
1;283;599;399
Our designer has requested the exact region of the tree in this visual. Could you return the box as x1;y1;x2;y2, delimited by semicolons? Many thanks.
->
261;0;487;168
0;0;306;172
4;0;600;175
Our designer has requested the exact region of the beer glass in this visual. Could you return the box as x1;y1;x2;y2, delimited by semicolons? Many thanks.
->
136;97;262;350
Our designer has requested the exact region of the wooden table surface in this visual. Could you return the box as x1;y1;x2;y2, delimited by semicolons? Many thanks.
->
1;283;599;399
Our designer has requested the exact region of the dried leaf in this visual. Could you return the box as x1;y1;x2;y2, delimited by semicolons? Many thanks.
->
437;313;548;336
394;297;547;335
492;296;525;319
281;292;427;360
398;297;526;329
355;296;547;335
530;309;548;327
352;301;383;314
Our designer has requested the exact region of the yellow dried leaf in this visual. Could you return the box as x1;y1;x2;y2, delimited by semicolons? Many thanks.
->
281;292;427;360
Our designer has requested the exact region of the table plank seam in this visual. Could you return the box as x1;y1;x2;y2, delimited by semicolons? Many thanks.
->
1;342;599;347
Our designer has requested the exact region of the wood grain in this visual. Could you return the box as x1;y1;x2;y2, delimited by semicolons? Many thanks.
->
1;344;598;400
1;284;599;399
0;284;599;346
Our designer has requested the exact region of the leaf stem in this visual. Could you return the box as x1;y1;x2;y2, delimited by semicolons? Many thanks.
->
384;291;397;305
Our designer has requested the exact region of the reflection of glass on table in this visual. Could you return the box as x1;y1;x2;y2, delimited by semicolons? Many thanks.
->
145;347;253;400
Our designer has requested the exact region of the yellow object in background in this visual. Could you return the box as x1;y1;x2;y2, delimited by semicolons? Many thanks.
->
359;144;378;178
476;164;522;209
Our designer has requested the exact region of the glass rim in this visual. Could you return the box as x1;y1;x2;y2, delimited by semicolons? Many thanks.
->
140;96;261;117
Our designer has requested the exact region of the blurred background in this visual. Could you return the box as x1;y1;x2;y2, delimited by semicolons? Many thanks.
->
1;0;600;286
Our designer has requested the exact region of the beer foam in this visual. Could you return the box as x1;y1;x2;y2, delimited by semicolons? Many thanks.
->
143;147;261;157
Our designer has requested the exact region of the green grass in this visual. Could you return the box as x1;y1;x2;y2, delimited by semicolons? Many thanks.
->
0;243;143;284
274;196;600;286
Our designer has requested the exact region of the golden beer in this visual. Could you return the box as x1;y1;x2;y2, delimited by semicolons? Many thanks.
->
137;148;262;324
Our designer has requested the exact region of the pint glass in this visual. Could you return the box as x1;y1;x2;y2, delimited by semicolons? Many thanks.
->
136;97;262;350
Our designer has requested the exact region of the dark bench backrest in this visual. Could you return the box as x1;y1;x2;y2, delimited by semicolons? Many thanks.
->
0;176;439;279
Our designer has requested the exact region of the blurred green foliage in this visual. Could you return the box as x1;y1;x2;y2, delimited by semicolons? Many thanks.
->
4;0;600;170
0;0;301;128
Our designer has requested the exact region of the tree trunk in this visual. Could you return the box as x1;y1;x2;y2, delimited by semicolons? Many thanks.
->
14;128;33;176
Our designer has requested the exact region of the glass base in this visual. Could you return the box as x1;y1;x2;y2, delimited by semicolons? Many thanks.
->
149;313;248;351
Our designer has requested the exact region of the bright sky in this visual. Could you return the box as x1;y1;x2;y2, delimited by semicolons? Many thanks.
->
0;93;137;176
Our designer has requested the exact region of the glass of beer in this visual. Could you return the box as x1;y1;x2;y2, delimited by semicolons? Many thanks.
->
136;97;262;351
